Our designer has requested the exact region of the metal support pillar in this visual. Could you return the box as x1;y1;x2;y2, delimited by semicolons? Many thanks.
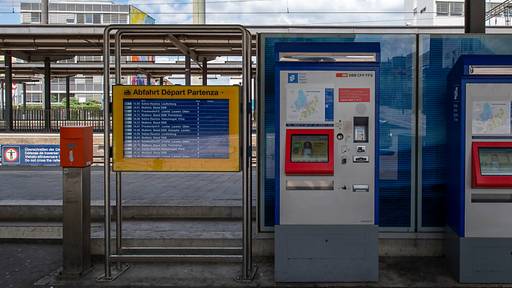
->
146;74;151;85
192;0;205;24
241;29;254;281
185;56;191;85
102;28;112;280
159;77;164;86
22;82;27;110
66;76;71;120
44;57;51;131
4;53;13;131
202;58;207;86
465;0;486;33
41;0;48;24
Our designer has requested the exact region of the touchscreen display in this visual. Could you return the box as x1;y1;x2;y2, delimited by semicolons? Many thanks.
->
290;135;329;163
479;148;512;176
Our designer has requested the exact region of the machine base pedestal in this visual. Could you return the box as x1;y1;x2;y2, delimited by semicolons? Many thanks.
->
446;228;512;283
275;224;378;283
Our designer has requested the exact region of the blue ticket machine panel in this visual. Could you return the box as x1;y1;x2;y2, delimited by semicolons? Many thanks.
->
447;55;512;283
274;42;380;283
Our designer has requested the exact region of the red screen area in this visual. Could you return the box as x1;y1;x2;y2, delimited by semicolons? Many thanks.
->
472;142;512;188
285;129;334;175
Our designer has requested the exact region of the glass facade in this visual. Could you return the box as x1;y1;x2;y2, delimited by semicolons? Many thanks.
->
260;34;415;230
419;34;512;229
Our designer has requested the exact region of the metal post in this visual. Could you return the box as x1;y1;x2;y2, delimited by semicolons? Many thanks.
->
102;27;112;280
115;172;122;268
146;74;151;86
185;56;191;85
44;57;51;131
202;58;207;86
22;82;27;110
159;77;164;86
41;0;49;24
114;33;123;271
66;76;71;120
0;80;4;111
4;53;13;131
241;29;253;280
465;0;486;33
62;166;92;278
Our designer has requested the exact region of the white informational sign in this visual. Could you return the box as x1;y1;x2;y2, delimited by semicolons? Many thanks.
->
472;101;511;135
286;85;326;123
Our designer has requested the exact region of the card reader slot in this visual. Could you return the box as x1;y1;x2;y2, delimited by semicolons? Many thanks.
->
352;184;369;192
286;180;334;191
472;193;512;203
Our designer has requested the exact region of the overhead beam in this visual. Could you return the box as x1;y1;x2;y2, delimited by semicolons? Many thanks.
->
167;34;201;64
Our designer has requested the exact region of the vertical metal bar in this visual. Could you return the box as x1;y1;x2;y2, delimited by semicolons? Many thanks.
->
44;57;51;131
147;74;151;86
465;0;486;33
202;58;207;85
41;0;48;24
159;77;164;86
66;76;71;120
114;30;123;269
22;82;27;110
241;28;253;280
5;53;13;131
185;56;191;85
103;26;112;279
115;172;122;268
413;34;420;232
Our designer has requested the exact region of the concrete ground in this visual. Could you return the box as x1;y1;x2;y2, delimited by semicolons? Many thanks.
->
32;256;512;288
0;242;62;288
0;167;255;206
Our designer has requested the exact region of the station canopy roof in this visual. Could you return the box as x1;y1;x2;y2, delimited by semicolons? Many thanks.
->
0;25;511;77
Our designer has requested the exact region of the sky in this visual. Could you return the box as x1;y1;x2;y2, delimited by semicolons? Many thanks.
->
0;0;413;25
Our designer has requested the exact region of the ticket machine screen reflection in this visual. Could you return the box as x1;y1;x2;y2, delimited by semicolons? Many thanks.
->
290;135;329;163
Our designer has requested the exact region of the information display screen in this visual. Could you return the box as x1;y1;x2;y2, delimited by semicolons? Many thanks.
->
290;135;329;163
112;85;240;172
123;99;229;159
479;148;512;176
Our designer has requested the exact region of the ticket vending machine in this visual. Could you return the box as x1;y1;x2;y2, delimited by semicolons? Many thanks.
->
447;55;512;283
274;42;380;282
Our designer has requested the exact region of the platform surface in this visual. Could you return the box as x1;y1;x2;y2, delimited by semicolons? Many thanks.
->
0;168;255;206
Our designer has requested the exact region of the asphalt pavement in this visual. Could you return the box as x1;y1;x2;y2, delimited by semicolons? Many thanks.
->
0;167;256;206
0;242;61;288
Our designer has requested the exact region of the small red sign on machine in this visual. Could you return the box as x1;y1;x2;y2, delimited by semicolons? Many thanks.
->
338;88;370;102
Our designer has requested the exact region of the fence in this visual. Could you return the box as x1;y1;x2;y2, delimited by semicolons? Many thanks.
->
0;108;104;132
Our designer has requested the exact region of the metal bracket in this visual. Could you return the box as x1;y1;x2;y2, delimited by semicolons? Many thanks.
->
234;265;258;283
96;263;130;282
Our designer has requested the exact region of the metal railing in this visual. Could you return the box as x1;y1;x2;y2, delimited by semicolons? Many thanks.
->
0;108;104;132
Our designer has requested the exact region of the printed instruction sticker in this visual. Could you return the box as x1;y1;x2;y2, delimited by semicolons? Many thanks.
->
472;101;511;135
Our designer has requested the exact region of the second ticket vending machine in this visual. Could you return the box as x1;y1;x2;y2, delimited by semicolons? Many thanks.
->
274;42;380;282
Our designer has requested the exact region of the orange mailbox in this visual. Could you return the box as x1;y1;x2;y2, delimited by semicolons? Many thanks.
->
60;126;93;168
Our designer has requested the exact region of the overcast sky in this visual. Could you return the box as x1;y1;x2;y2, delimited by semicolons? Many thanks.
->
128;0;406;25
0;0;412;25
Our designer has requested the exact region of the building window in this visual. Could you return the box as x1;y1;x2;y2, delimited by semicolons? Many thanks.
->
436;2;449;16
31;12;41;23
93;13;101;24
450;2;463;16
436;1;464;16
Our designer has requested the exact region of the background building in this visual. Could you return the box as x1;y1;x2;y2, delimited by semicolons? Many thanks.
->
405;0;512;26
18;0;155;105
